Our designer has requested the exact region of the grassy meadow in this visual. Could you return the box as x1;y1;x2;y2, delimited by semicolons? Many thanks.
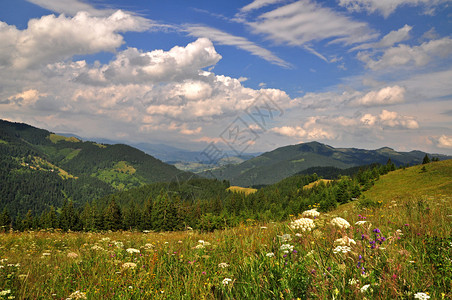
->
1;161;451;299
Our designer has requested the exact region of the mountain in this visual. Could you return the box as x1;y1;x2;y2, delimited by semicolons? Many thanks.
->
202;141;451;187
0;119;192;217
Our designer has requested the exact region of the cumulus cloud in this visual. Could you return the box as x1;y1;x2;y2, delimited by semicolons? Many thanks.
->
246;0;377;47
0;10;151;69
358;37;452;70
338;0;450;18
185;25;291;68
360;110;419;129
353;85;405;107
270;117;336;140
435;135;452;149
75;38;222;84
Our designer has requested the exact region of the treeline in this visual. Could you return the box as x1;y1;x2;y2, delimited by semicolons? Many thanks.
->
1;162;397;232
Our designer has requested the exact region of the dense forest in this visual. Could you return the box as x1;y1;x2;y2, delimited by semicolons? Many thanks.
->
0;161;397;232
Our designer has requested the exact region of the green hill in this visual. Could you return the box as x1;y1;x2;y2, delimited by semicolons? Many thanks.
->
203;141;451;187
0;119;192;217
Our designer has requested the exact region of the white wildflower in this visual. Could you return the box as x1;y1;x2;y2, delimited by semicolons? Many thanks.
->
333;246;352;254
67;252;78;259
195;244;205;249
100;237;110;242
144;243;154;249
266;252;275;257
302;209;320;218
290;218;315;231
68;290;87;299
280;244;294;253
334;236;356;246
360;284;372;293
414;292;430;299
348;278;358;285
0;290;11;296
330;217;350;229
278;233;292;242
126;248;140;254
122;262;137;270
90;245;103;251
218;262;229;268
113;241;124;248
355;221;367;225
222;278;233;286
41;252;51;256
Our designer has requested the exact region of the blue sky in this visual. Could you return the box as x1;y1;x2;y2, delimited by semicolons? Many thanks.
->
1;0;452;155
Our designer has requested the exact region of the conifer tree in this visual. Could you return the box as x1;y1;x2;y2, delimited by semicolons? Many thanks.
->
422;154;430;164
104;198;122;231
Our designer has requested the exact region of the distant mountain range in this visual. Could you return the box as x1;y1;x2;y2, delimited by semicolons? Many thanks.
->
202;141;452;187
59;134;260;172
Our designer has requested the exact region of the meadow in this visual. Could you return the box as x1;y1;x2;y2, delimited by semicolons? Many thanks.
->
1;162;451;299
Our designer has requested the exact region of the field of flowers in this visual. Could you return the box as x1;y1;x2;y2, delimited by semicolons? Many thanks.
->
1;189;451;299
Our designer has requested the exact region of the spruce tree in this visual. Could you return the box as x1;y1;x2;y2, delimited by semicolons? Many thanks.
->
422;154;430;164
103;198;122;231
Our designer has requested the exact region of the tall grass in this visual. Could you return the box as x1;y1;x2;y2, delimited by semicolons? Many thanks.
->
1;162;451;299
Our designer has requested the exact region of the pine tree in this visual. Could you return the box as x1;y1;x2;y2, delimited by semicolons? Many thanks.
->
422;154;430;164
59;200;80;231
104;198;122;231
0;208;11;231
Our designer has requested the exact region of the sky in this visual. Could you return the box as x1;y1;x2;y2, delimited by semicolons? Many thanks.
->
0;0;452;157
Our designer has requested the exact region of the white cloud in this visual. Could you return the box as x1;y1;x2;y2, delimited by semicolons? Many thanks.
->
360;110;419;129
247;0;376;47
185;25;291;68
338;0;451;18
75;38;222;84
353;85;405;107
26;0;114;17
358;37;452;70
435;135;452;149
0;11;151;69
352;25;412;51
239;0;287;13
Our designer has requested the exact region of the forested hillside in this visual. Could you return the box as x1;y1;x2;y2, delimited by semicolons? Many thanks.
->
0;119;191;218
204;141;450;186
1;158;399;231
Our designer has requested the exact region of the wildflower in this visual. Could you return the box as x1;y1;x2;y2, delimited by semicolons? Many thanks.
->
218;262;229;268
355;221;367;225
278;234;292;242
333;246;351;254
414;292;430;299
67;252;78;259
280;244;294;253
222;278;232;286
42;252;51;257
126;248;140;254
90;245;103;251
144;243;154;249
330;217;350;229
334;236;356;246
301;209;320;218
348;278;358;285
122;262;137;270
360;284;371;293
290;218;315;231
195;244;205;249
373;228;381;233
68;290;87;299
260;226;268;229
0;290;11;296
266;252;275;257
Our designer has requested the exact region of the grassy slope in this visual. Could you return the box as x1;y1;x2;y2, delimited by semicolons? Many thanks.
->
363;159;452;201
